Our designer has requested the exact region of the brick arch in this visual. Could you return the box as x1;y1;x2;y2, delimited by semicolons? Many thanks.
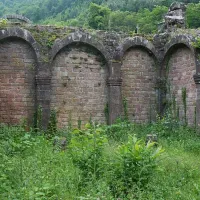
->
163;34;200;73
51;31;110;64
115;36;158;62
120;37;158;123
162;37;197;125
50;41;109;128
0;27;40;62
164;35;195;56
3;15;32;24
0;36;38;125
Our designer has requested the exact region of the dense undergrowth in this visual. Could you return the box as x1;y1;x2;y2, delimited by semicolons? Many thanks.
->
1;117;200;199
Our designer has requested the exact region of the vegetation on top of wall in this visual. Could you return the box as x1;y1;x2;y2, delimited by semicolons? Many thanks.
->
29;29;60;48
0;18;7;27
192;37;200;49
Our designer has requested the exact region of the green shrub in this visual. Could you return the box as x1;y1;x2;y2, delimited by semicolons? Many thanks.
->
105;120;133;142
107;135;164;198
0;125;37;157
149;112;181;137
68;123;108;183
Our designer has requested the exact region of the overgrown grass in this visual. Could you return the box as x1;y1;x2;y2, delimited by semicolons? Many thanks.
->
1;119;200;199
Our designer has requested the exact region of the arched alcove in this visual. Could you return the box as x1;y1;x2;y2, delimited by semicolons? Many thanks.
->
0;37;37;125
50;42;108;128
121;45;158;123
162;43;196;125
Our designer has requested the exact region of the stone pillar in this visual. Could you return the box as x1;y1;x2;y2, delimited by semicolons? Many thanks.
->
36;75;51;128
107;61;122;124
194;74;200;127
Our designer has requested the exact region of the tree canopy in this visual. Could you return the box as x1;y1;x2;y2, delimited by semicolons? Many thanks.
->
0;0;200;33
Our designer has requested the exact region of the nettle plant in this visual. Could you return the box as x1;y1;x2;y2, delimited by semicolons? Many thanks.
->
107;135;164;198
68;123;108;183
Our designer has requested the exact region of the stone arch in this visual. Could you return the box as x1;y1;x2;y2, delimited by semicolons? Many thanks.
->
3;15;32;24
51;31;110;64
163;34;200;73
50;32;109;128
164;35;195;57
162;35;197;125
118;37;158;123
115;36;158;62
0;27;40;62
0;31;39;125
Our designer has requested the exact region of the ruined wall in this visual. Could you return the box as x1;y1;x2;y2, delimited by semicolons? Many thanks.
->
121;48;157;123
0;38;36;125
166;46;196;125
0;25;199;128
51;44;108;128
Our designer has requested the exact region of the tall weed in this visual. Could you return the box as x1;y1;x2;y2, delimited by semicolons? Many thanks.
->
106;135;163;198
68;123;108;184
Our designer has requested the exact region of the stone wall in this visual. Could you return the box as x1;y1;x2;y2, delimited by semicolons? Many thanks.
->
0;38;36;125
121;48;157;123
0;25;199;128
166;46;196;125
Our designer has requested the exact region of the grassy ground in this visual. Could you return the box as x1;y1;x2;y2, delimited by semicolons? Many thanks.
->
143;133;200;200
1;120;200;200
